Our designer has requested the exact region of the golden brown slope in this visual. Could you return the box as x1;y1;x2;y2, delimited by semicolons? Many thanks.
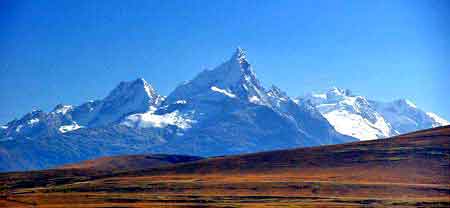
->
58;154;203;171
0;154;202;191
116;125;449;184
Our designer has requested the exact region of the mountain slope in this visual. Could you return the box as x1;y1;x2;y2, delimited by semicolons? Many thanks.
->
300;88;449;140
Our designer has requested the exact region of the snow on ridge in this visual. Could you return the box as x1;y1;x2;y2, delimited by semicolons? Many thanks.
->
27;118;40;125
404;99;417;108
15;125;23;132
311;93;327;99
323;110;391;141
122;110;195;130
54;105;73;114
249;96;261;104
210;86;236;98
59;122;83;133
426;112;450;126
175;100;187;104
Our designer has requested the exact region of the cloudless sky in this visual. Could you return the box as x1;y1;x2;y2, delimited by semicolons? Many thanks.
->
0;0;449;123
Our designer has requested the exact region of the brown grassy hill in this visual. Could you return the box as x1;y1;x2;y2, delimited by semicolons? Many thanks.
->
58;154;203;171
0;154;202;191
117;125;449;184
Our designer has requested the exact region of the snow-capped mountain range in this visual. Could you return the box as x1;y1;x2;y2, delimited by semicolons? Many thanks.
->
0;48;447;171
299;88;449;140
0;78;163;141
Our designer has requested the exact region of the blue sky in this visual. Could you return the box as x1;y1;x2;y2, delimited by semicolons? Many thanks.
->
0;0;449;123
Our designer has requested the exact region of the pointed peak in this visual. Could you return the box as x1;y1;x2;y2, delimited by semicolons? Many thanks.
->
166;47;268;104
106;78;159;102
134;78;156;93
134;77;147;84
230;47;249;66
233;47;246;57
116;78;147;87
117;78;153;90
126;78;151;89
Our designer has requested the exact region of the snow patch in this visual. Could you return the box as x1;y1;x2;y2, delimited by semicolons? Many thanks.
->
28;118;40;125
426;112;450;126
54;105;73;114
312;93;327;99
249;96;260;104
210;86;236;98
59;122;83;133
404;99;417;108
324;111;389;141
15;125;23;132
175;100;187;104
122;111;195;129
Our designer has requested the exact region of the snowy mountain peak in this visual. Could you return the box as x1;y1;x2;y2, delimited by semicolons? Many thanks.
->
106;78;158;102
81;78;163;127
166;48;267;105
301;88;449;140
301;88;392;140
232;47;248;65
228;47;254;77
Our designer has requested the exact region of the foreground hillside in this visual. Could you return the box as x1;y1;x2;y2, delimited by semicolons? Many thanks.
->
1;126;449;207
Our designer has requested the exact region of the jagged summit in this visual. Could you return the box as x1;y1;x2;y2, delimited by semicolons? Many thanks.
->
165;48;266;105
232;47;249;66
217;47;257;83
106;78;158;102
